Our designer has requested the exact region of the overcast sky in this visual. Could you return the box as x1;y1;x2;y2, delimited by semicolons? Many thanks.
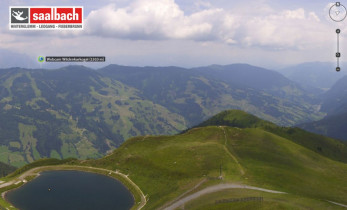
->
0;0;345;69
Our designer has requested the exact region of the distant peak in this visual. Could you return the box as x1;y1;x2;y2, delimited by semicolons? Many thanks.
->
197;110;274;128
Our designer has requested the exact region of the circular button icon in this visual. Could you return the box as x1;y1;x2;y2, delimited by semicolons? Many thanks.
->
329;3;347;22
38;56;45;62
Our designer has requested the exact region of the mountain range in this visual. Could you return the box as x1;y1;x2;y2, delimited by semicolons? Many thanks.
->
0;64;324;167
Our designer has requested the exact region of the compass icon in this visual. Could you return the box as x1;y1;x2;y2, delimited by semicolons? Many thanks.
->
329;2;347;22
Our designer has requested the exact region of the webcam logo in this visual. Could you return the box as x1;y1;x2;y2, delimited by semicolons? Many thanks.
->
10;8;29;23
38;56;45;62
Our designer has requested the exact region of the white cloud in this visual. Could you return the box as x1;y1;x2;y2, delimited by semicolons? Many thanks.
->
83;0;330;51
193;1;213;10
241;8;330;50
84;0;233;41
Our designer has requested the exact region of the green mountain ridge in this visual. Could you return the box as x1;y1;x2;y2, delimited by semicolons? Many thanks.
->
196;109;274;128
0;64;324;167
198;110;347;163
78;110;347;209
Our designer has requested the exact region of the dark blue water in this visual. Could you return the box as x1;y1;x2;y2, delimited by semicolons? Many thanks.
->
5;170;134;210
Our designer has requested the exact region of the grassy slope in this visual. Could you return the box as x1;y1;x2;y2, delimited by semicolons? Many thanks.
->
226;127;347;202
85;124;347;209
198;110;347;163
86;127;242;209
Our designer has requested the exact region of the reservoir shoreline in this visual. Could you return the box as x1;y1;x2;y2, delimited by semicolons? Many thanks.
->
0;165;146;210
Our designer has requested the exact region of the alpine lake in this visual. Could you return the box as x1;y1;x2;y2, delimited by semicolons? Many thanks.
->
5;170;134;210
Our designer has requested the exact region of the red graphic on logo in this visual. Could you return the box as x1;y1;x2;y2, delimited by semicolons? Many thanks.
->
30;7;82;24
